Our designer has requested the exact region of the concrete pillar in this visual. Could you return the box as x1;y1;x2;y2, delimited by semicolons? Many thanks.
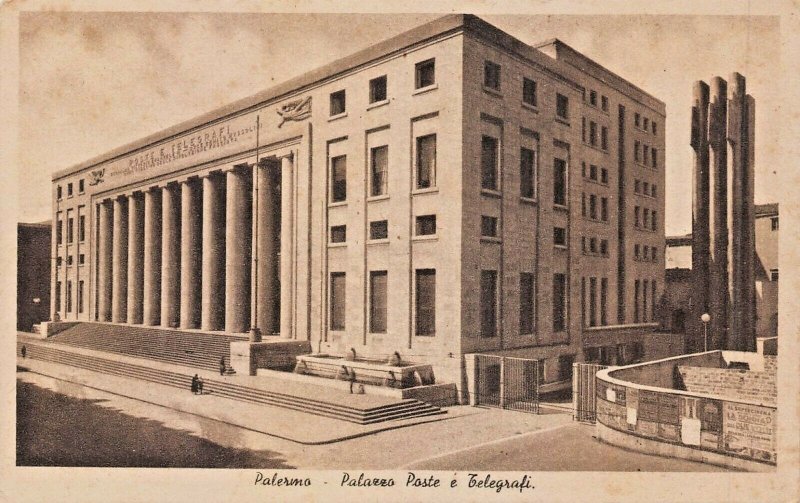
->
127;193;145;324
225;167;252;333
97;200;113;322
143;188;163;326
160;183;181;328
707;77;728;350
111;197;129;323
690;81;710;353
201;173;226;331
279;154;294;339
255;162;281;334
180;179;202;329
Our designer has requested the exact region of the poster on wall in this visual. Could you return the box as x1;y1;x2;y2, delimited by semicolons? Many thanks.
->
722;402;776;463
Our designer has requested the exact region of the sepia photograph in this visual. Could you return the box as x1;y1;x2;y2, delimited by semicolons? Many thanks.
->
3;1;798;501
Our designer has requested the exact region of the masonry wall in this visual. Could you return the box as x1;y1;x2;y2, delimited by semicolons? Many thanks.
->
677;365;777;405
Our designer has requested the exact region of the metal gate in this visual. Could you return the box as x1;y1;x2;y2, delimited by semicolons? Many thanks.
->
572;362;608;422
475;355;539;414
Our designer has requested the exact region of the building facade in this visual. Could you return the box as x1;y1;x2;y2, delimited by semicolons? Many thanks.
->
18;222;52;332
50;15;666;397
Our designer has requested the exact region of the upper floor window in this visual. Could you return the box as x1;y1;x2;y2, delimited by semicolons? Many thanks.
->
67;183;73;197
770;269;779;281
370;145;388;196
481;135;499;191
329;90;346;116
416;134;437;189
771;216;779;231
589;121;597;147
601;95;609;112
520;147;537;199
481;216;498;238
601;126;608;151
589;90;597;106
370;220;388;240
67;218;74;243
331;155;347;202
652;121;658;135
484;60;501;91
600;167;608;184
553;158;567;206
634;112;641;128
330;272;346;330
415;214;437;236
56;185;62;200
556;93;569;121
369;75;387;103
79;215;86;242
651;149;658;168
78;179;85;193
553;226;567;247
634;141;641;162
415;59;435;89
643;117;649;130
330;225;347;244
56;219;63;245
523;78;537;107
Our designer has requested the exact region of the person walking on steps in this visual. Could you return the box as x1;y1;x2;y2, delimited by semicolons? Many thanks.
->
191;374;199;394
20;345;27;358
219;356;226;376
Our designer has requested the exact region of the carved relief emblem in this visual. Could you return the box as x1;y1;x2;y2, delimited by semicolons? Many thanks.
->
88;168;106;186
277;96;312;128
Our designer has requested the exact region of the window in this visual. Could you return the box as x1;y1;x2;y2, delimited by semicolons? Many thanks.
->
651;210;658;231
330;272;346;330
589;90;597;106
553;273;567;332
651;185;657;198
582;162;587;178
634;112;641;128
634;206;641;227
79;215;86;242
600;239;609;256
581;193;587;217
635;179;641;194
589;194;597;219
643;181;649;195
520;273;535;335
581;277;587;326
634;279;641;323
370;220;388;240
634;244;641;259
415;59;435;89
601;126;608;150
643;246;649;260
329;89;346;116
523;78;537;106
331;155;347;202
581;117;587;143
643;117;649;130
480;270;498;338
56;218;63;245
651;247;658;261
601;95;609;112
589;277;597;326
554;226;567;247
67;218;74;243
590;237;597;254
330;225;346;244
601;168;608;184
56;257;62;268
481;216;498;238
415;215;436;236
652;121;657;135
556;93;569;120
415;269;436;336
589;164;597;180
651;149;658;168
484;60;501;90
589;121;597;146
651;280;657;321
79;253;85;265
481;136;499;190
66;281;72;313
55;281;61;313
78;280;84;314
770;269;779;281
601;278;608;326
66;255;74;266
416;134;436;189
553;158;567;206
369;75;387;103
520;148;537;199
79;179;85;193
57;185;62;200
643;279;649;322
601;197;608;221
634;141;640;162
370;145;388;196
643;145;649;165
771;217;779;231
369;271;388;333
67;183;73;197
643;209;650;229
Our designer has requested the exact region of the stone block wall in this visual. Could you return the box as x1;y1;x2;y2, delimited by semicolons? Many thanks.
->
677;365;776;405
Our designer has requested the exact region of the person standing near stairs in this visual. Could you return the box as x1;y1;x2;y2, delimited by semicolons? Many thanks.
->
219;356;226;376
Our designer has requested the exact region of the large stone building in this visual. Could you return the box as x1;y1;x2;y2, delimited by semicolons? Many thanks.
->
49;15;666;399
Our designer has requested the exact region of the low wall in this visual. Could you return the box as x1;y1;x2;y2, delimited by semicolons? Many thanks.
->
595;353;777;470
38;321;80;337
677;366;776;406
230;339;311;376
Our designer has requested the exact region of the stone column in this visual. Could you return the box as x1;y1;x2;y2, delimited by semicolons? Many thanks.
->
690;81;710;353
180;179;202;329
201;173;226;331
143;188;163;326
127;193;144;324
161;183;181;328
111;197;129;323
97;200;113;322
279;154;294;339
707;77;728;350
225;167;252;333
256;162;281;334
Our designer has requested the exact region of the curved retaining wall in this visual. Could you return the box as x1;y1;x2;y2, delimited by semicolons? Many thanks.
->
595;351;776;471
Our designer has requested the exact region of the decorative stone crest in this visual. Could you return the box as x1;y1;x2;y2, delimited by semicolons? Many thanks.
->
277;96;312;128
88;168;106;186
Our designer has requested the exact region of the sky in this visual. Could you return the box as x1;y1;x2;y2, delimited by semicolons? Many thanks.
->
17;12;780;235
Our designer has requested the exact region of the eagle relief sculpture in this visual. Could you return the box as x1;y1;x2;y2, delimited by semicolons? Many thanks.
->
277;96;312;128
88;168;106;186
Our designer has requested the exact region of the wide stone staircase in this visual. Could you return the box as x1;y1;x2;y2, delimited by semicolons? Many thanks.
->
17;336;444;425
46;323;245;373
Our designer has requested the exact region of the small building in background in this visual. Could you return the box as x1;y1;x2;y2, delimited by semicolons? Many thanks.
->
18;221;52;332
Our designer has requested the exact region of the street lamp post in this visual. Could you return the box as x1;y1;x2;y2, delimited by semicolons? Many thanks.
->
701;313;711;352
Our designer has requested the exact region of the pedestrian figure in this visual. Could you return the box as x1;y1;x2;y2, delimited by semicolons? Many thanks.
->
219;356;226;376
197;377;205;395
191;374;199;394
20;345;26;358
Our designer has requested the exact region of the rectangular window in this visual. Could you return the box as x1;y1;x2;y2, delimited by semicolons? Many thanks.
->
520;272;535;335
770;269;779;281
582;236;587;253
79;215;86;242
554;226;567;247
370;145;388;196
652;210;658;231
634;206;641;227
651;246;658;262
556;93;569;120
581;193;587;217
480;270;498;338
481;216;498;238
369;271;388;333
330;272;346;330
601;95;609;112
369;75;387;103
331;155;347;202
66;281;72;313
369;220;388;240
771;217;779;231
634;112;641;128
643;279;649;322
79;253;85;265
57;185;62;200
582;117;587;143
589;277;597;326
523;78;537;106
56;257;62;268
415;269;436;336
415;59;435;89
601;278;608;326
643;245;649;260
67;218;74;243
601;126;608;150
56;218;63;245
481;136;499;190
601;168;608;184
634;279;641;323
581;277;587;326
651;149;658;168
643;145;649;165
329;89;346;116
652;121;657;134
589;121;597;147
643;117;649;130
79;179;85;193
553;158;567;206
78;280;84;314
634;140;641;162
553;273;567;332
635;179;641;194
589;90;597;106
600;239;608;256
330;225;346;244
643;208;650;229
67;183;73;197
651;280;657;321
589;164;597;180
589;194;597;220
415;215;437;236
55;281;61;313
520;147;536;199
643;181;650;195
484;61;501;90
66;255;73;266
590;237;597;254
601;197;608;222
651;185;657;198
416;134;436;189
635;244;641;259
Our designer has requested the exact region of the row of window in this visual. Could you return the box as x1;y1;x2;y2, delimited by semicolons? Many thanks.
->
329;216;435;244
54;280;85;315
585;342;644;366
56;214;86;245
582;162;609;185
634;112;658;135
633;244;659;262
56;254;86;267
634;205;658;231
585;89;610;113
633;140;658;168
582;193;609;222
581;117;609;151
582;236;609;257
581;276;609;327
56;179;86;200
634;179;657;198
633;279;657;323
482;59;570;122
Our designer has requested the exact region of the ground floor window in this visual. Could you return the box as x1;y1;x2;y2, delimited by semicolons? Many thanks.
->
519;272;535;335
369;271;387;333
78;280;84;314
415;269;436;336
480;270;497;337
330;272;346;330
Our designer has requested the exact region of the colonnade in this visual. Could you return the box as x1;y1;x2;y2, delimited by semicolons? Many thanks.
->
95;155;294;335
